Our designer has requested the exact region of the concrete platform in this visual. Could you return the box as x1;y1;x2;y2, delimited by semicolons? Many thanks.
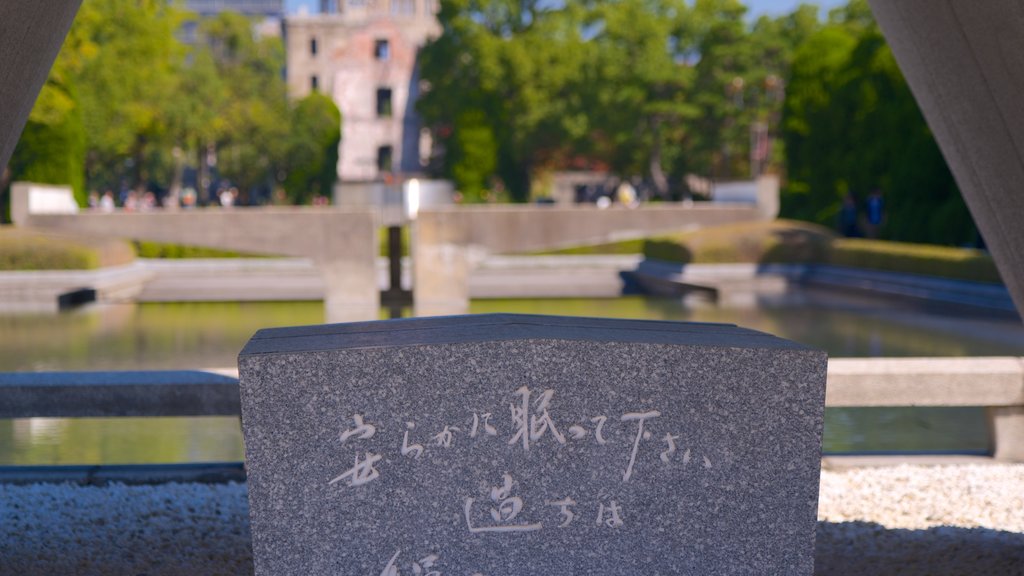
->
0;264;153;313
0;255;639;307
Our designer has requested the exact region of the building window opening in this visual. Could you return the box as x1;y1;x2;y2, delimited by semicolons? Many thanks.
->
311;37;318;56
377;145;394;174
374;39;390;61
311;75;319;91
392;0;415;15
376;88;393;117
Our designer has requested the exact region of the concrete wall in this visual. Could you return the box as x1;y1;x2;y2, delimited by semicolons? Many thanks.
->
413;203;766;315
10;182;79;223
13;185;378;322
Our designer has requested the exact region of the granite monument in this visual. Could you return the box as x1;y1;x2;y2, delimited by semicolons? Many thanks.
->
239;314;827;575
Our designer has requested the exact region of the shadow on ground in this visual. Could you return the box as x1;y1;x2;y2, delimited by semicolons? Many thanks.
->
815;521;1024;575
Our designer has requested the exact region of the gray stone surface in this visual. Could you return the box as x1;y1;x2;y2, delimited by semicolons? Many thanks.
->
239;314;827;575
0;370;240;418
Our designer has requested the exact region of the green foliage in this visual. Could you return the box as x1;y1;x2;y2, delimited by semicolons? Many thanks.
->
8;81;87;206
74;0;186;191
829;239;1001;284
0;228;135;270
283;93;341;204
643;220;835;264
132;240;266;259
420;0;813;199
449;110;498;201
780;1;974;245
5;2;339;209
419;0;590;201
199;12;290;198
583;0;701;197
535;238;647;256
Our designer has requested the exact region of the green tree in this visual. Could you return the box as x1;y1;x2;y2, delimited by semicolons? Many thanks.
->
781;0;974;245
781;23;858;222
283;92;341;204
683;0;817;183
197;12;290;202
165;39;228;205
73;0;186;192
448;109;497;201
582;0;699;198
419;0;588;201
5;33;87;208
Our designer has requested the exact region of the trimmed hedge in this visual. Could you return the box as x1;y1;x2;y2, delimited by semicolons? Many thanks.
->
533;238;647;256
546;219;1002;284
641;220;1001;283
829;238;1001;284
136;227;409;259
132;241;266;259
644;220;835;265
0;227;135;270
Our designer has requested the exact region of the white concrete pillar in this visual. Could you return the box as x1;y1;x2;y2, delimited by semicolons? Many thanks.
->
989;407;1024;462
412;210;471;316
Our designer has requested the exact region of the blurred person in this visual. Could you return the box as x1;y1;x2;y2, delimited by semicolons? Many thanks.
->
864;188;885;238
141;191;157;211
124;190;139;212
219;187;235;208
99;191;115;212
616;180;639;208
181;187;197;209
839;193;861;237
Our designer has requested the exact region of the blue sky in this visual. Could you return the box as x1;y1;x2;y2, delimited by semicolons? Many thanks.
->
284;0;848;18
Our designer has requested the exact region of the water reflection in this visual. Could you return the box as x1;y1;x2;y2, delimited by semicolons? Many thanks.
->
0;407;990;466
2;292;1022;371
0;417;244;465
1;291;1020;464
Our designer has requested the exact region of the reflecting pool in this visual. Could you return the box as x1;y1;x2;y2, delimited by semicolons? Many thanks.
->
2;289;1020;464
4;290;1023;372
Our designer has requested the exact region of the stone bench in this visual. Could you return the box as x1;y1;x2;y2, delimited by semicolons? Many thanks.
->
0;370;240;418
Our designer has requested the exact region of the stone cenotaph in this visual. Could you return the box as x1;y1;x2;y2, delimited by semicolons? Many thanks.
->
239;314;827;575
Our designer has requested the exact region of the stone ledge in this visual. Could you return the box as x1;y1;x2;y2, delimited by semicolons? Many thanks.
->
827;357;1024;407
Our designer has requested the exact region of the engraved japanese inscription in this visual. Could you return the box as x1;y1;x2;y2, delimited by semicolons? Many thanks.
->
239;314;828;576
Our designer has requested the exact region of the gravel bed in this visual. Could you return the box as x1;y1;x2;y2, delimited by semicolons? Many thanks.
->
815;463;1024;575
2;464;1022;575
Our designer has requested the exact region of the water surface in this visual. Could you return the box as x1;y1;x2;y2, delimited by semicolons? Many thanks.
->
2;290;1019;464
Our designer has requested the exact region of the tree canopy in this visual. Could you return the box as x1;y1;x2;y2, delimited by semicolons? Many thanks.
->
4;0;341;210
419;0;808;201
5;0;978;246
780;0;974;244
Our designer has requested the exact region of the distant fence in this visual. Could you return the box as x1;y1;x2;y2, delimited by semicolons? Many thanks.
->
2;358;1022;461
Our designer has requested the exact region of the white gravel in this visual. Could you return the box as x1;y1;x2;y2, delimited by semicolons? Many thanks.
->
2;464;1023;575
815;463;1024;575
0;481;253;575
